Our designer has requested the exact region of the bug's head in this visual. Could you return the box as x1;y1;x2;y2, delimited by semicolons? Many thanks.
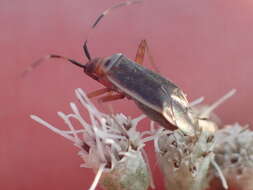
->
84;53;123;79
83;41;108;79
84;57;105;80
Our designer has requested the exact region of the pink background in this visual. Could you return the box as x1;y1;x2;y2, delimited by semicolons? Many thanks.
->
1;0;252;189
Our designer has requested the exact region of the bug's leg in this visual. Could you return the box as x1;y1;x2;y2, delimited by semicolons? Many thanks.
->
135;40;146;65
98;93;125;103
87;88;111;98
135;39;160;73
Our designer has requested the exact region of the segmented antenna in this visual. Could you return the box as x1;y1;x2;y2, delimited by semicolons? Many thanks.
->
83;40;91;61
92;0;142;28
83;0;142;60
21;54;86;77
22;0;142;77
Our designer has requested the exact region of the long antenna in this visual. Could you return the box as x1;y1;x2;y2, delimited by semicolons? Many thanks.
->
21;54;86;77
22;0;142;77
83;0;142;60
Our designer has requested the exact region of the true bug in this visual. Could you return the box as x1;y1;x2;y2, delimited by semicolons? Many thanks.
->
24;0;196;136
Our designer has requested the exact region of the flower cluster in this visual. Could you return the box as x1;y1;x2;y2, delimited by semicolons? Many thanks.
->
31;88;252;190
154;90;237;190
211;123;253;190
31;88;154;190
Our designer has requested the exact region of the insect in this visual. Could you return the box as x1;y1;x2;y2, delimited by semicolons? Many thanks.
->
23;0;196;136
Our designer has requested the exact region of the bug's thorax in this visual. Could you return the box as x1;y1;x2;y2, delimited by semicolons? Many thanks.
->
84;53;124;89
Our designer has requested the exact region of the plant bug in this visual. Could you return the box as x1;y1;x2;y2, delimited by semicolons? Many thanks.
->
23;0;196;136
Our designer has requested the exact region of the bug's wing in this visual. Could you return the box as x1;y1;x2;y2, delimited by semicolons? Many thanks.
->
162;89;196;136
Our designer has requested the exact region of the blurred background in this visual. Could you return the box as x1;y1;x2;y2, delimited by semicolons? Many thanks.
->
1;0;252;189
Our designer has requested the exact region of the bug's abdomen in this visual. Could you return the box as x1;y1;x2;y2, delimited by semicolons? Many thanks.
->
135;100;178;130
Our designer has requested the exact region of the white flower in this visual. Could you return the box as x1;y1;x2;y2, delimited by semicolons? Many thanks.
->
212;123;253;190
155;127;217;190
154;90;236;190
31;88;154;190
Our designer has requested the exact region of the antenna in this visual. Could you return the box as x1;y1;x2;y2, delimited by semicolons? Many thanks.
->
83;0;142;60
